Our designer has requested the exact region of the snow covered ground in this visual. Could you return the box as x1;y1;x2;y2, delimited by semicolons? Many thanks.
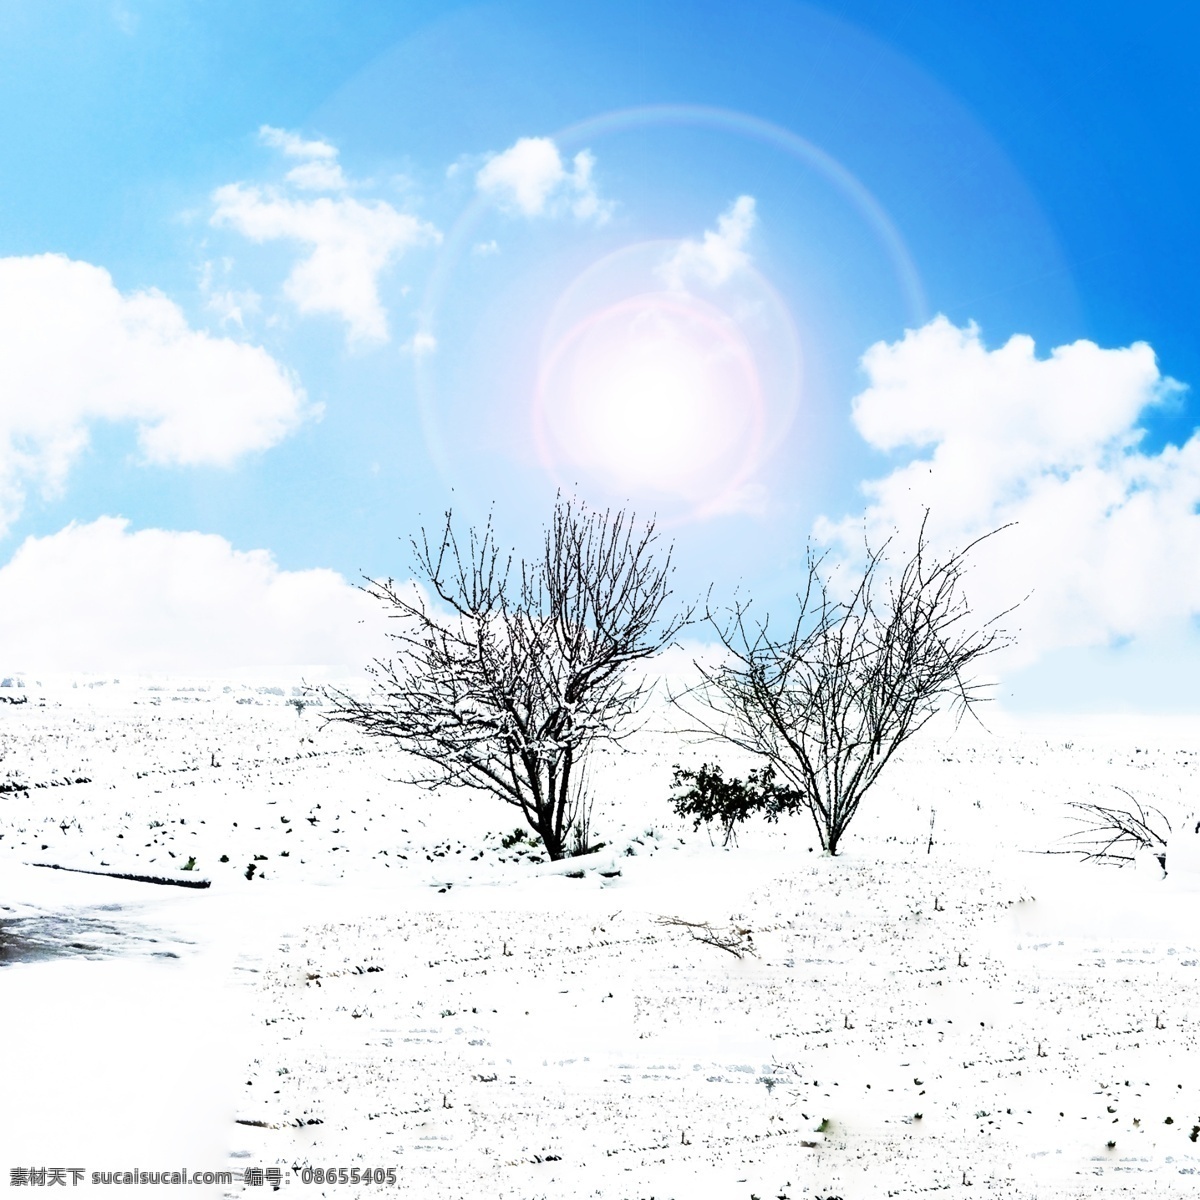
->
2;675;1200;1197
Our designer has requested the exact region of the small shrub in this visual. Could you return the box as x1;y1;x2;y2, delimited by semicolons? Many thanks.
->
668;762;801;845
500;827;534;850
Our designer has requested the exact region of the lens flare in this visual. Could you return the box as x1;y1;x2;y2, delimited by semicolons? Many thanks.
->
535;292;764;511
412;104;922;508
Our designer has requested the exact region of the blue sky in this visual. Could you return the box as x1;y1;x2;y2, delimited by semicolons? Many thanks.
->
0;0;1197;708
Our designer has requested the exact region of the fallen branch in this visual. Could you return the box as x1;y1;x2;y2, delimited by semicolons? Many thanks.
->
234;1117;323;1129
27;862;211;889
1060;787;1171;866
655;915;757;958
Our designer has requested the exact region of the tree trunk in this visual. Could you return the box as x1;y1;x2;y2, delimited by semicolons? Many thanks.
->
810;804;835;854
533;802;566;861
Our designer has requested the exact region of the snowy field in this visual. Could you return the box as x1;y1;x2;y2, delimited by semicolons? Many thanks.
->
2;675;1200;1198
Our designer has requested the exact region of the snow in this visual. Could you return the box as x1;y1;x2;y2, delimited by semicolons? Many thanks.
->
2;675;1200;1196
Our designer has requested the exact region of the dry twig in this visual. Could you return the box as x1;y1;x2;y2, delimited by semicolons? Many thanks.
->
655;915;757;958
1061;786;1171;866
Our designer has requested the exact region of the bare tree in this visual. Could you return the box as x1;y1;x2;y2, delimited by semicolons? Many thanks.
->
673;515;1013;855
324;495;689;861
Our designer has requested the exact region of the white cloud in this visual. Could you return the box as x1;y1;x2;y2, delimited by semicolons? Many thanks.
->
660;195;757;291
564;150;604;222
212;127;439;343
203;285;261;328
0;254;310;536
198;259;261;328
285;159;349;192
0;519;389;674
402;331;437;357
257;126;349;191
258;125;339;162
211;185;440;343
475;137;609;222
817;316;1197;667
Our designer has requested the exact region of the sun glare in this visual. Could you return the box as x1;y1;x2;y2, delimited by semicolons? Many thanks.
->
536;291;765;511
529;239;801;520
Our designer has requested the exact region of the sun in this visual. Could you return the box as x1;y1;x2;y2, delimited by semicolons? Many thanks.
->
529;238;801;520
535;290;765;511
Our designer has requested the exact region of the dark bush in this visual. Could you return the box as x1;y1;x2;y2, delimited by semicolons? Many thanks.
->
668;761;802;845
